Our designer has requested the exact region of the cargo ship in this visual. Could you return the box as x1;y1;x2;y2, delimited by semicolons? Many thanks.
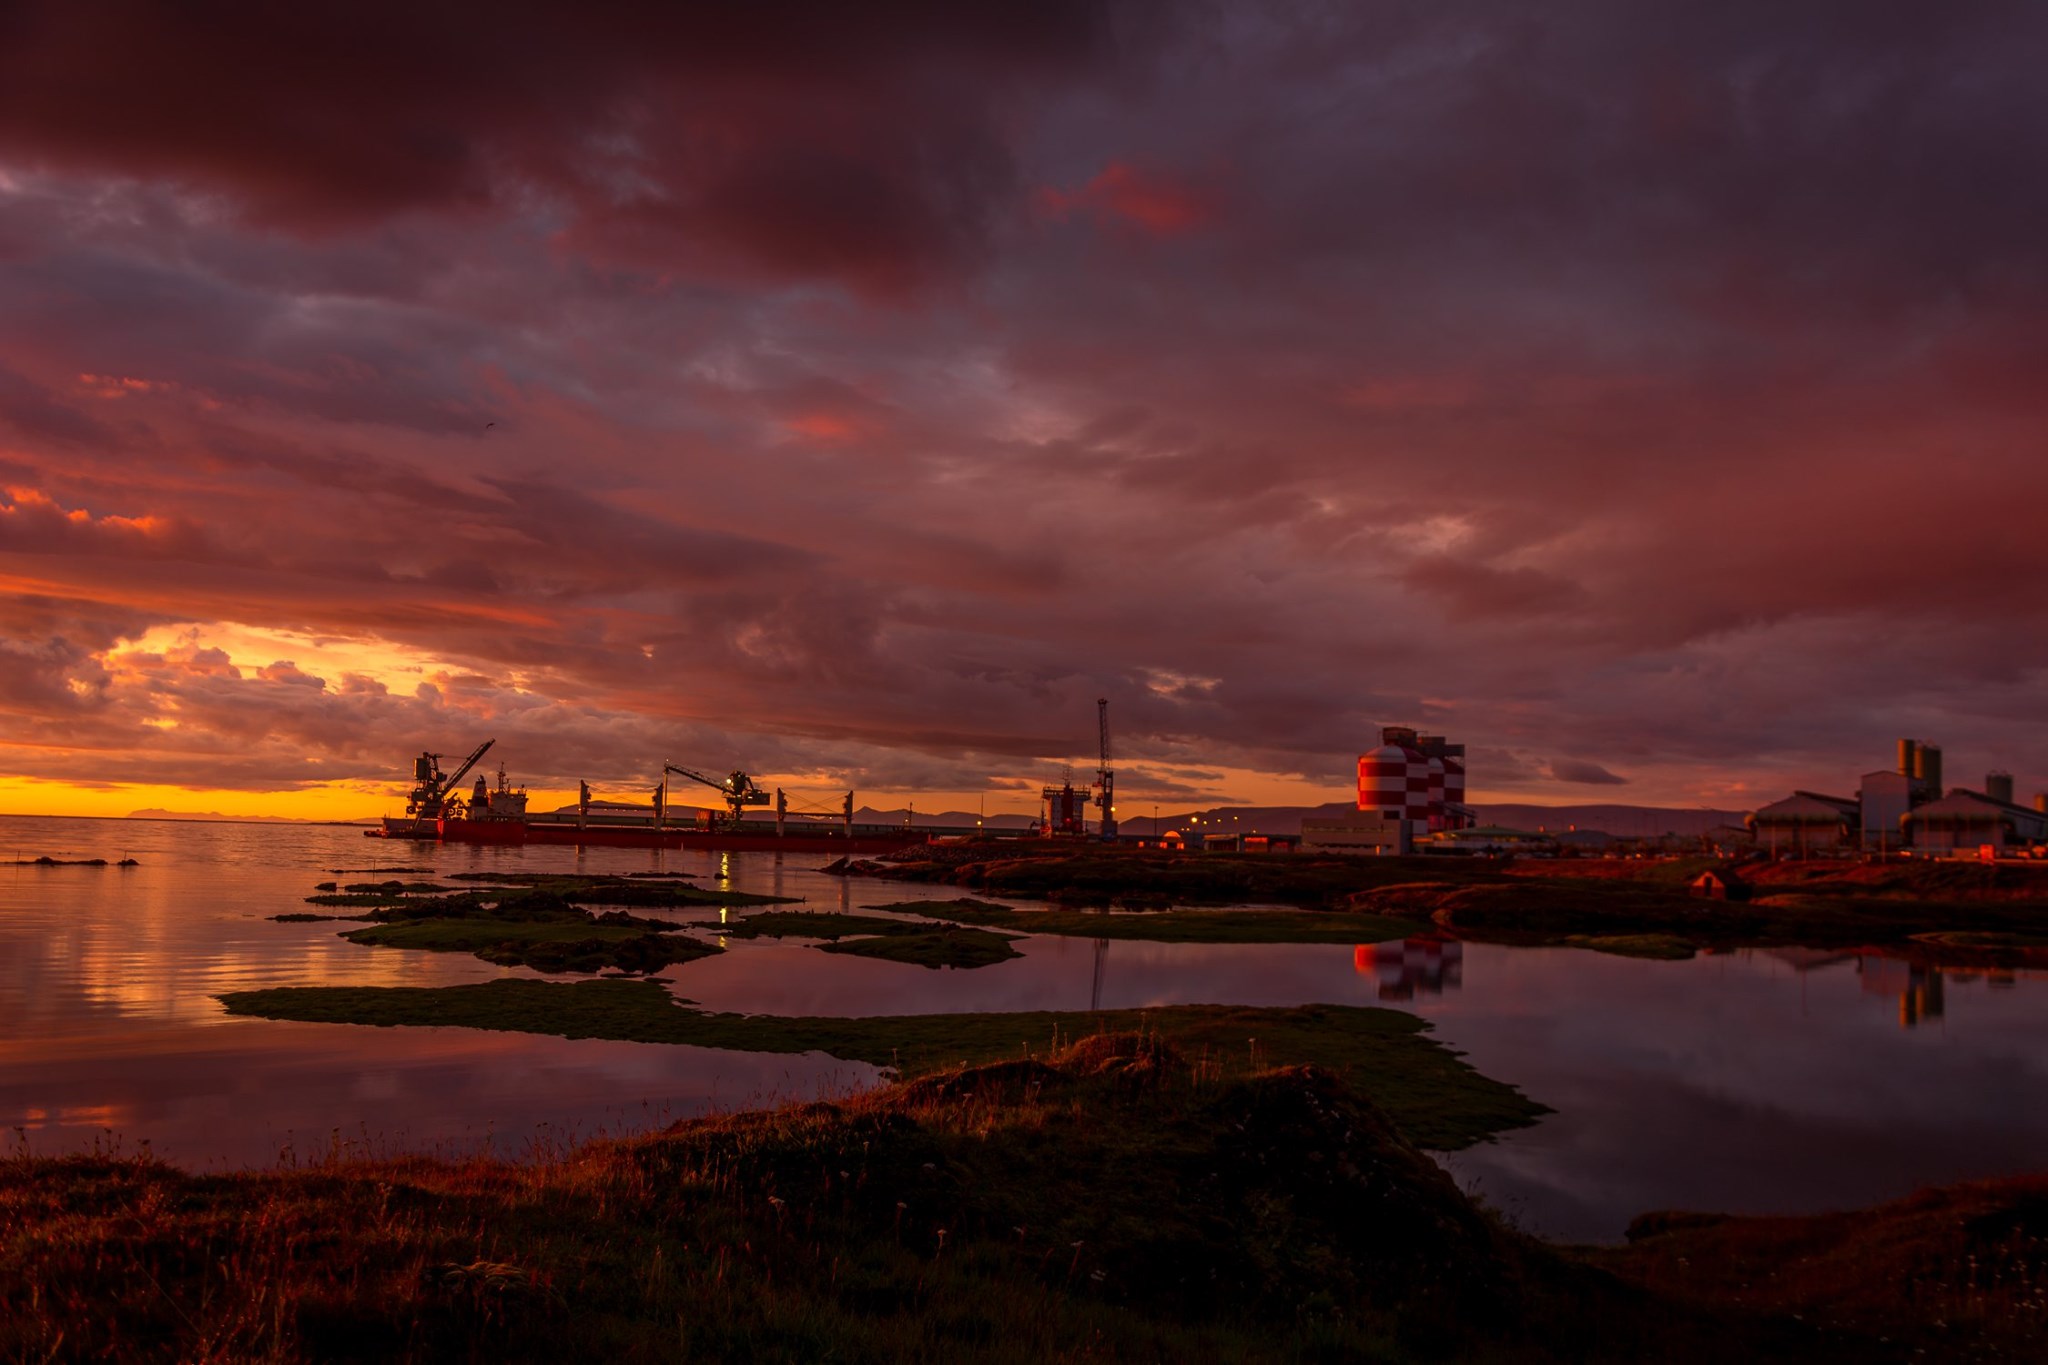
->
370;739;931;854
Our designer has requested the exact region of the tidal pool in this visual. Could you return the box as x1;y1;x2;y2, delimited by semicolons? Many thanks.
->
4;814;2044;1241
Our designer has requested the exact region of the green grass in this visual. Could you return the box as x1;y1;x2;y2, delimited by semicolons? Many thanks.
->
1912;930;2048;949
217;979;1544;1151
335;895;722;975
706;911;1025;969
711;911;925;940
1563;934;1699;960
865;898;1425;944
820;926;1023;969
440;872;787;908
853;847;1502;909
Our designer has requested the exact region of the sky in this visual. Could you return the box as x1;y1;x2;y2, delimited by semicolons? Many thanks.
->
1;1;2045;821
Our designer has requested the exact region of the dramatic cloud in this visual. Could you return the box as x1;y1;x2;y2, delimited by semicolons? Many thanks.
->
1549;759;1628;788
2;1;2045;814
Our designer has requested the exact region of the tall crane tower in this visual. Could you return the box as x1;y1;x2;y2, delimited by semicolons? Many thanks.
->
1095;697;1117;840
404;739;494;819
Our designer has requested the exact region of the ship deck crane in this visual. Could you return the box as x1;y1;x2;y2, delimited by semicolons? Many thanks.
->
1095;698;1117;840
662;762;772;827
406;738;495;818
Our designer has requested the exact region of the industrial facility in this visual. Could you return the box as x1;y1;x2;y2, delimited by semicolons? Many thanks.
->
1039;698;1118;839
1748;738;2048;856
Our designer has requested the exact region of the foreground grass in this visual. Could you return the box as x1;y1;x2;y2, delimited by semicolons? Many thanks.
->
218;981;1540;1152
866;897;1425;944
1593;1174;2048;1358
7;1032;1984;1363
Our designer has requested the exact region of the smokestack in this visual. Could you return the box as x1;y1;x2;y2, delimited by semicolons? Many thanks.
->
1986;772;2015;805
1899;738;1917;778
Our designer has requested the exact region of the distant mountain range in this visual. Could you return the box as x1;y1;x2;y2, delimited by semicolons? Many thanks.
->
126;809;353;823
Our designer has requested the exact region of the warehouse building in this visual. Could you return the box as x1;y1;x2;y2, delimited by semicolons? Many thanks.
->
1903;789;2048;854
1749;791;1862;854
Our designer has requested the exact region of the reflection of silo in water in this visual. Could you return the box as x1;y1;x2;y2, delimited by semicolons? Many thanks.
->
1866;955;1946;1028
1362;937;1464;1002
1901;965;1945;1028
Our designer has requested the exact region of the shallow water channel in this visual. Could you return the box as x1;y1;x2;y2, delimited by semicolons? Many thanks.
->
3;814;2044;1242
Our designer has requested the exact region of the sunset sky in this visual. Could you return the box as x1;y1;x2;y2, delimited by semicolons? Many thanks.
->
2;2;2044;821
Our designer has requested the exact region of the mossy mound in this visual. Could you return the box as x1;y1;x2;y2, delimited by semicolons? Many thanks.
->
340;892;721;974
861;898;1423;945
710;910;1023;969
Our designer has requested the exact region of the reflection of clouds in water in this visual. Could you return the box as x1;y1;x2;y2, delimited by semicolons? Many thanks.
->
2;1022;878;1169
1417;946;2048;1242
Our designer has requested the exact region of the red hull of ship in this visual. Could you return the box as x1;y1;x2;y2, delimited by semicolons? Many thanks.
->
396;817;925;854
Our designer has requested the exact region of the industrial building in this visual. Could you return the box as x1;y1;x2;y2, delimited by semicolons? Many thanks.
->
1748;791;1862;855
1748;738;2048;857
1903;789;2048;854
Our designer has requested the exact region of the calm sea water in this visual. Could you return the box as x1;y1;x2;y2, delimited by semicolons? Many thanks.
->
3;814;2044;1242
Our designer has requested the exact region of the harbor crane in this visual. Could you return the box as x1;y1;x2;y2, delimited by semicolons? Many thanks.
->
1095;698;1117;840
662;762;772;827
405;738;495;818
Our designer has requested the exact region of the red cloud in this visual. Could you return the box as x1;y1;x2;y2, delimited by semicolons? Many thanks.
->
1038;161;1215;237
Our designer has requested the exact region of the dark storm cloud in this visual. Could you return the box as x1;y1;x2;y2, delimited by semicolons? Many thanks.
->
1;2;2046;807
0;0;1140;295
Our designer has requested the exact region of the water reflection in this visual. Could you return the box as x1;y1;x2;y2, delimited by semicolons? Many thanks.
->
1357;937;1463;1002
6;815;2048;1245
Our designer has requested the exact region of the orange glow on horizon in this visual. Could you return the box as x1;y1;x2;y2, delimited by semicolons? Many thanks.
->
0;776;395;823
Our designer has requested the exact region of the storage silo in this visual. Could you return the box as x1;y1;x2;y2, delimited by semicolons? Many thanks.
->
1913;743;1943;797
1986;772;2015;805
1357;745;1417;818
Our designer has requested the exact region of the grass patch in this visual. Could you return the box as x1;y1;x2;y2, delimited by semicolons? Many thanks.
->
821;926;1022;969
707;911;1025;969
1912;930;2048;950
866;898;1424;944
217;979;1543;1152
1563;934;1698;961
440;872;793;908
712;911;920;940
340;894;721;975
844;847;1502;909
